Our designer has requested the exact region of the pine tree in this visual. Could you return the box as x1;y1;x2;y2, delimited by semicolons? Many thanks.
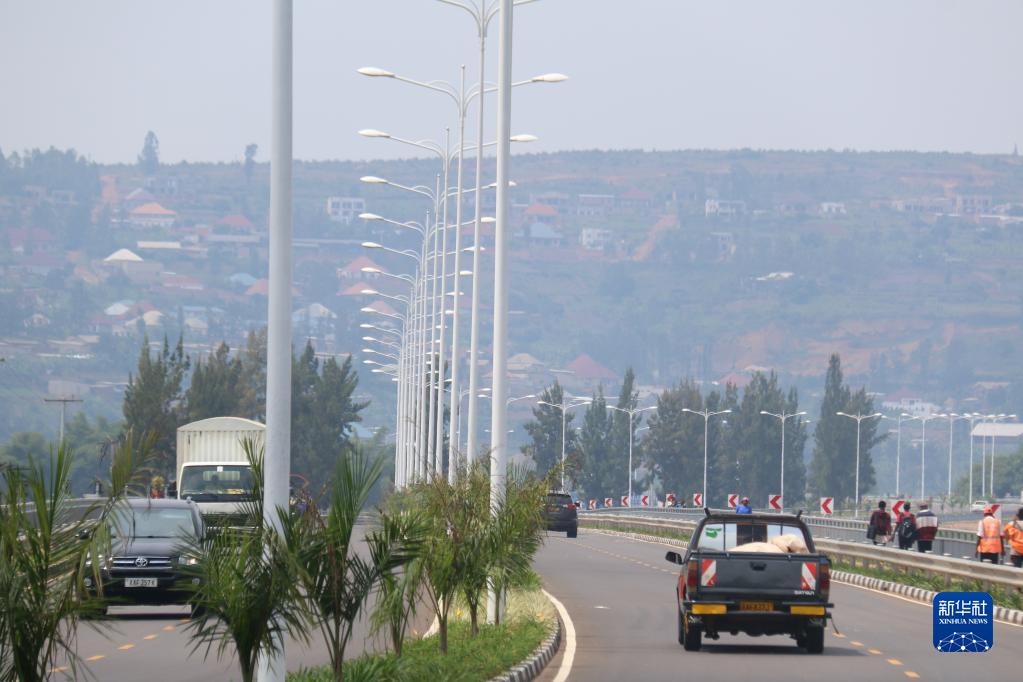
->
578;385;613;497
522;380;578;480
138;131;160;176
184;343;245;422
809;354;849;498
121;335;189;472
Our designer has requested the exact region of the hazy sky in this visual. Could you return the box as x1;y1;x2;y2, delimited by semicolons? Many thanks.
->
2;1;1021;163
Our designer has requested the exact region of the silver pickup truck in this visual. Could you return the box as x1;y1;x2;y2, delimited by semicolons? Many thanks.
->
665;511;833;653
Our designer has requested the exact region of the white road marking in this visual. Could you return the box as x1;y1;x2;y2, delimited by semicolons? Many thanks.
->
543;588;576;682
594;605;609;609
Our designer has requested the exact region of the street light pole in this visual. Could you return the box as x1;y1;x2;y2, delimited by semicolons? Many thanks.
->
260;0;292;679
682;408;731;507
836;412;882;518
759;410;806;513
538;396;591;490
936;413;967;499
607;405;656;506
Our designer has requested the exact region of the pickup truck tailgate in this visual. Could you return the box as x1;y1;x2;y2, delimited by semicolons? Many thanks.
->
694;552;824;599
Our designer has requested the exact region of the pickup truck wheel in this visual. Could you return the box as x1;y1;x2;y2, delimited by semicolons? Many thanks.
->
567;527;578;538
803;625;824;654
681;611;702;651
190;603;207;619
677;607;685;645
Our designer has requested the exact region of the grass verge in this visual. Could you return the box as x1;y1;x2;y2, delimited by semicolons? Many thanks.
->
579;521;691;543
288;584;554;682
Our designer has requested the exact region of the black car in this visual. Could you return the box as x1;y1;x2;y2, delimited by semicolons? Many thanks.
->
544;492;578;538
83;498;205;616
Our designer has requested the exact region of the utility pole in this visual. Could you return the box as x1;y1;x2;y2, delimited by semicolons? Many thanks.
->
43;395;83;443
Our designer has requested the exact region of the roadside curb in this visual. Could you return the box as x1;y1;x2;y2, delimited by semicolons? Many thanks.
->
831;570;1023;626
488;611;562;682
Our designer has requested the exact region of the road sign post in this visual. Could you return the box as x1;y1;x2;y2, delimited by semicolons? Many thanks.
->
769;494;782;511
819;497;833;515
621;495;629;507
693;492;703;507
727;493;738;509
604;497;613;508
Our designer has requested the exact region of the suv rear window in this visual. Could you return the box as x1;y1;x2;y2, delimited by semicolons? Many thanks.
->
546;494;573;505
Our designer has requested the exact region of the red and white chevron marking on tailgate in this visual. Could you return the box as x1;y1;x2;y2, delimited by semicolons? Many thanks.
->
801;561;818;590
700;559;717;587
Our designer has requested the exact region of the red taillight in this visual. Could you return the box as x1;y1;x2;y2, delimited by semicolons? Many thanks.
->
686;559;698;590
564;503;577;510
820;563;830;597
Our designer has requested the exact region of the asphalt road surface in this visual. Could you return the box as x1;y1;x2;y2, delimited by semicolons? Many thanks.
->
535;529;1023;682
53;526;431;681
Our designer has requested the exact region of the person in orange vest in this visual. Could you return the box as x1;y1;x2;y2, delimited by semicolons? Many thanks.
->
976;506;1004;564
1003;508;1023;568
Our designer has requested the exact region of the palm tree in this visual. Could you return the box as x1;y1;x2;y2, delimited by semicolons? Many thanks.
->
0;434;150;682
297;447;423;680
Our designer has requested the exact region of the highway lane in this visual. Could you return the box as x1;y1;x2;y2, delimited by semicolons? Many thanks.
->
535;529;1023;681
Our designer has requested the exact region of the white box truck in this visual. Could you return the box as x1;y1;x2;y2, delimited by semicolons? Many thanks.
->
175;417;265;520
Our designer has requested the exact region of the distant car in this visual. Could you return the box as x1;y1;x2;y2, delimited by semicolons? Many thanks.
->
971;501;991;513
544;492;578;538
82;497;204;616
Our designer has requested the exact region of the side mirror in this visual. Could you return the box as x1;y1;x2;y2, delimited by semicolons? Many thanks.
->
77;528;92;541
665;551;684;565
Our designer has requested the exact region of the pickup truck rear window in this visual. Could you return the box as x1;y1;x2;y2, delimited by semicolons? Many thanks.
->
695;522;808;551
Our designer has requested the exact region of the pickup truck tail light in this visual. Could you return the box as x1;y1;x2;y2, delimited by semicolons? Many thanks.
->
686;559;699;590
820;562;830;597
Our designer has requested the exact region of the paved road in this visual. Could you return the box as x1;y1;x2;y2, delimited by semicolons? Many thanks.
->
52;526;432;681
535;529;1023;681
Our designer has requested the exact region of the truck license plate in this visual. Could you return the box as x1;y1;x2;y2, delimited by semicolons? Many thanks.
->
740;601;773;611
125;577;158;588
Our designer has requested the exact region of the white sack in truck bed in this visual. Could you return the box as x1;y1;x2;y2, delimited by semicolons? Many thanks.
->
731;534;810;554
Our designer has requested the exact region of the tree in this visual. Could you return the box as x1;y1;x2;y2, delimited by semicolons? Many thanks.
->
578;386;614;498
243;144;258;184
121;335;189;472
291;341;369;483
0;433;48;467
238;328;268;421
521;381;579;480
643;379;704;500
809;354;884;505
184;343;244;422
137;131;160;175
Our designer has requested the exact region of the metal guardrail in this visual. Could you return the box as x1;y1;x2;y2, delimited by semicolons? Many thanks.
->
582;507;981;559
579;512;1023;596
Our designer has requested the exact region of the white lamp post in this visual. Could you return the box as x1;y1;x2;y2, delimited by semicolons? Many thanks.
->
935;413;968;499
538;396;591;490
836;411;882;518
759;410;806;513
606;405;656;507
682;408;731;507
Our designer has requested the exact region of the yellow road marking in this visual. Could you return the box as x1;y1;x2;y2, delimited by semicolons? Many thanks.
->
49;667;67;673
867;648;882;655
832;632;845;638
86;655;105;662
905;673;919;679
850;640;863;646
888;658;903;666
118;644;135;651
163;625;176;631
143;634;158;640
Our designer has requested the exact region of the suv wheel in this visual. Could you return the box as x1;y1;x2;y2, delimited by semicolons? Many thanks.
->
567;526;578;538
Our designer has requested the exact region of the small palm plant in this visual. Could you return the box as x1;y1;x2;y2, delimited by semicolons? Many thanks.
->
0;433;150;682
297;447;423;680
183;441;311;682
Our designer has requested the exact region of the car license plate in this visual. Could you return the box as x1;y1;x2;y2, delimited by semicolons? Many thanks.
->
740;601;773;611
125;577;158;588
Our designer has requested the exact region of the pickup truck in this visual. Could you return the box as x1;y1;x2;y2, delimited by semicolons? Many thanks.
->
665;511;832;653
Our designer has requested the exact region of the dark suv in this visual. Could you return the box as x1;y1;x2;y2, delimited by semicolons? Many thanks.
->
544;492;578;538
83;498;204;616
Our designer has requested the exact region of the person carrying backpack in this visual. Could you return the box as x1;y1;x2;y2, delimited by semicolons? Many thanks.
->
867;500;892;545
895;502;917;550
915;502;939;553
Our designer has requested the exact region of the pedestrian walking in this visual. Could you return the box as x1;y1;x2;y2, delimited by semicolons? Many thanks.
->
867;500;892;545
895;502;917;550
976;506;1004;564
735;496;752;514
1003;508;1023;568
915;502;938;553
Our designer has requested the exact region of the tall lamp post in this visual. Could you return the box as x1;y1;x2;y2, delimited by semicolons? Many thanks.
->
935;413;968;499
836;411;882;518
607;404;656;506
759;410;806;513
682;408;731;508
914;413;940;499
891;413;921;498
538;396;591;490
